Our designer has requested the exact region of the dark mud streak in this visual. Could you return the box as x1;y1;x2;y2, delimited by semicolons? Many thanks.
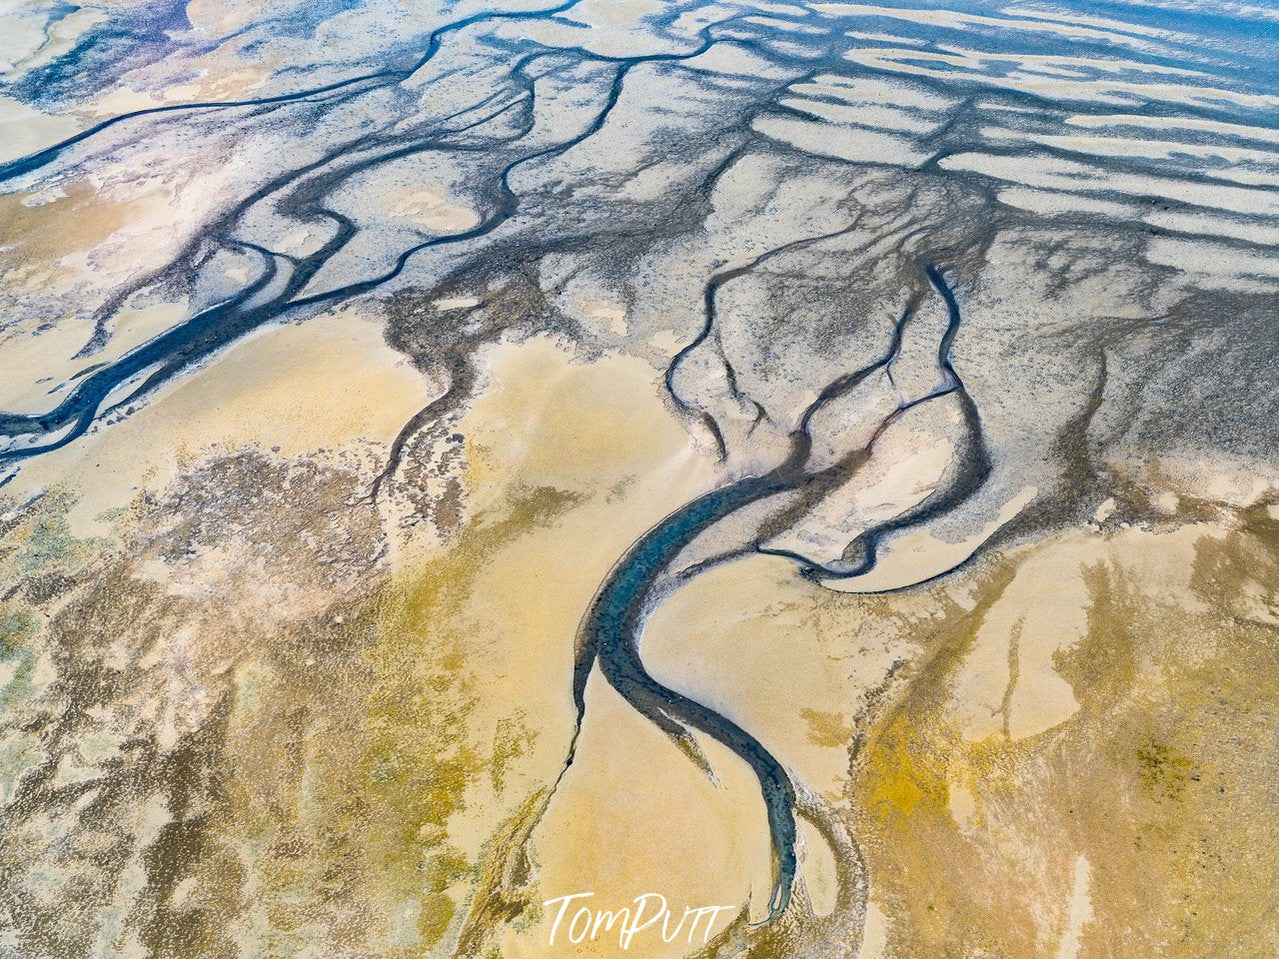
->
3;0;1276;468
664;219;868;461
0;55;549;461
0;10;770;465
5;1;1275;946
0;0;588;185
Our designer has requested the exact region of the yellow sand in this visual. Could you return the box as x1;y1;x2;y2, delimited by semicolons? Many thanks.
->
5;307;436;536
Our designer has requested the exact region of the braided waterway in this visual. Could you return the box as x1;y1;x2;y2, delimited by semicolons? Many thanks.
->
3;1;1279;957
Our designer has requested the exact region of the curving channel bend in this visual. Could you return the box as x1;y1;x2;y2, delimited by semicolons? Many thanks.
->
563;262;985;933
4;0;1279;954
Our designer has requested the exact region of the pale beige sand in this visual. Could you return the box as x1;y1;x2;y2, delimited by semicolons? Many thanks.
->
4;306;436;536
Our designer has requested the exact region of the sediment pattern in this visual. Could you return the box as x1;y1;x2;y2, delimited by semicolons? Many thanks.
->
2;1;1278;957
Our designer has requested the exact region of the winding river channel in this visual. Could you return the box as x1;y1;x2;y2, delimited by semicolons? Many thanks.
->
4;0;1279;955
572;262;981;927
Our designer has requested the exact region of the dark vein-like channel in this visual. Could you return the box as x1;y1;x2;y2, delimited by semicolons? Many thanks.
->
569;262;987;927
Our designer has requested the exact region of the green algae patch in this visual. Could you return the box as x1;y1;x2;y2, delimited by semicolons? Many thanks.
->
1135;740;1194;805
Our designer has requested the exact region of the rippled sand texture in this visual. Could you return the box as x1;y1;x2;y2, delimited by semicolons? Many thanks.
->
3;1;1279;957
